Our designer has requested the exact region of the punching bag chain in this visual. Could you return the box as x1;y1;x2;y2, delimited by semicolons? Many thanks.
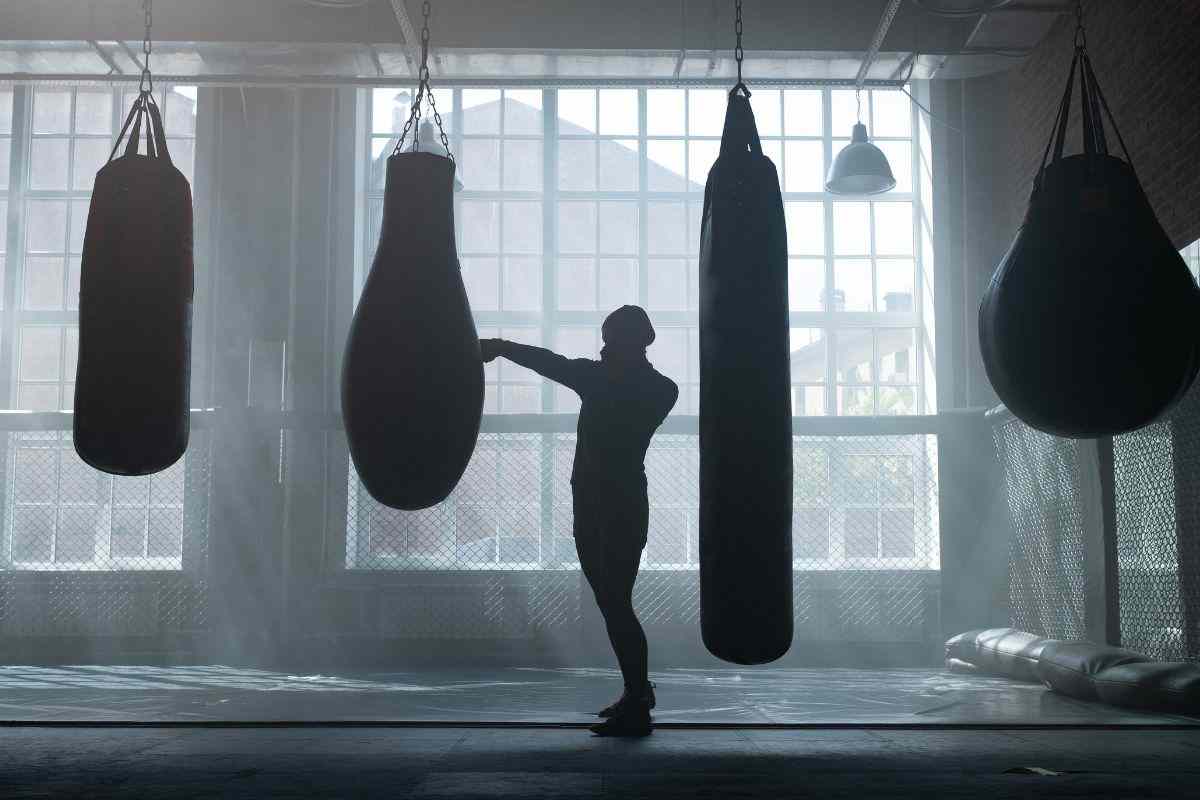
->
1073;0;1086;50
393;1;453;161
731;0;749;97
139;0;154;94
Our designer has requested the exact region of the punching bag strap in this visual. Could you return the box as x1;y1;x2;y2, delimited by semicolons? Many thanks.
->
1047;50;1080;167
110;94;144;162
1082;53;1137;175
143;93;174;165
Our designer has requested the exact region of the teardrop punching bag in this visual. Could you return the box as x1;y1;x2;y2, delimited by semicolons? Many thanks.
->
74;92;192;476
699;89;794;665
980;46;1200;438
341;151;484;510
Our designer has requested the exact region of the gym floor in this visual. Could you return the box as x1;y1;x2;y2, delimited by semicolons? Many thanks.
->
1;666;1197;797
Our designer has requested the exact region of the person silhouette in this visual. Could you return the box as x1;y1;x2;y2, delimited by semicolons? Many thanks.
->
480;305;678;737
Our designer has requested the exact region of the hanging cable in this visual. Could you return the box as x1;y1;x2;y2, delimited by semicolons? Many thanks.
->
139;0;153;94
392;1;453;161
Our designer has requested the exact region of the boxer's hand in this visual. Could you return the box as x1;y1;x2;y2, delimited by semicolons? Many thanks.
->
480;338;505;363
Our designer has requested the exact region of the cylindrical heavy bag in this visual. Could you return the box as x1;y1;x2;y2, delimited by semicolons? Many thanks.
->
74;93;193;476
979;49;1200;438
341;151;483;510
699;89;793;665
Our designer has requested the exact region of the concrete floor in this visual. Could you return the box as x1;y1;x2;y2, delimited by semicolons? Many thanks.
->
2;665;1197;725
2;726;1200;798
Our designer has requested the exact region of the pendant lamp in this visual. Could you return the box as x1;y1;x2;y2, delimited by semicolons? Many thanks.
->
825;92;896;195
912;0;1012;16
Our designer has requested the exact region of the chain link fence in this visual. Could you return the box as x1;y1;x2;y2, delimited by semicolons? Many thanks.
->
0;429;212;637
1112;384;1200;662
347;428;940;643
991;413;1088;641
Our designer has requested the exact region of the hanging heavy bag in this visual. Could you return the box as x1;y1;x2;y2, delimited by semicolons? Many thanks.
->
979;44;1200;438
341;149;483;510
74;92;193;476
699;88;794;665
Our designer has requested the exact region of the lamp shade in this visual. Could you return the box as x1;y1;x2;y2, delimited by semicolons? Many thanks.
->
825;123;896;195
414;119;464;192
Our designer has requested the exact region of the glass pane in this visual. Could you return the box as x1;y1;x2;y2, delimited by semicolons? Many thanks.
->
0;89;12;133
58;447;94;504
597;201;637;255
793;507;830;560
872;90;912;138
0;139;9;190
784;90;822;136
462;138;500;190
148;507;185;558
462;89;501;134
833;202;870;255
20;326;62;381
830;90;860;137
502;202;542;254
504;89;543;135
557;201;596;254
33;89;72;134
878;329;916;384
837;329;873;383
14;447;56;502
111;508;146;558
687;139;719;188
879;386;916;416
844;508;878;557
165;87;198;134
647;201;687;255
69;200;88;254
502;139;542;191
557;257;596;311
169;139;195;186
597;258;636;309
598;139;638;191
749;89;781;137
64;326;79;384
372;88;412;134
558;139;596;191
13;507;55;562
75;90;113;134
648;258;687;311
67;256;81;310
783;140;824;193
462;256;500;311
151;459;186;505
598;89;638;136
838;386;874;416
27;200;69;253
793;385;826;417
688;90;726;136
18;384;60;411
23;256;65;310
784;202;824;256
72;138;110;191
557;326;598;358
788;258;824;312
877;258;915;311
881;508;916;557
874;202;913;255
557;89;596;134
647;90;685;136
790;328;826;385
646;140;686;192
459;201;499;252
651;327;688;382
30;139;69;190
834;259;872;311
502;256;541;311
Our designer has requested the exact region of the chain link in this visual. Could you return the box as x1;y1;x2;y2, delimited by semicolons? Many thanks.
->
139;0;154;93
393;0;453;161
734;0;744;86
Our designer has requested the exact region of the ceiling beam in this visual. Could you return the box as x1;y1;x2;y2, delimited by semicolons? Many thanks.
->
388;0;419;77
856;0;904;86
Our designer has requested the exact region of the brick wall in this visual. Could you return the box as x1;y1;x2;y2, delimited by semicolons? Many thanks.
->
1002;0;1200;247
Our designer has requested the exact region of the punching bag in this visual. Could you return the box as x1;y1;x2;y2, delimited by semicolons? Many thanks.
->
699;88;794;665
74;92;192;476
341;151;484;510
980;47;1200;438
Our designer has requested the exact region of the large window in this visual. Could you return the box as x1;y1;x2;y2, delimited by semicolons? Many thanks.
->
0;85;199;570
349;85;938;572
